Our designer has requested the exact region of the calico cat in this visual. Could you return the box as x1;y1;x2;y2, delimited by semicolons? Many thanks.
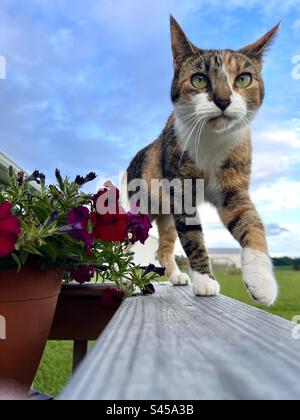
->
127;17;280;306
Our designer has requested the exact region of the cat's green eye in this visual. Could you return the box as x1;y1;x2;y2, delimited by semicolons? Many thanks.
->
191;74;209;89
235;73;252;89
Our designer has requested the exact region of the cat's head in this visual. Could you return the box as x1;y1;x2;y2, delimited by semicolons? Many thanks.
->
170;17;280;134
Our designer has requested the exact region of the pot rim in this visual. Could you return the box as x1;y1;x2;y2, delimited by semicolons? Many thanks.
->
0;264;63;303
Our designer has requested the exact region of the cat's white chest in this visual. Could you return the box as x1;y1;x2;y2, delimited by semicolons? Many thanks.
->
194;136;229;205
176;119;245;169
175;118;248;206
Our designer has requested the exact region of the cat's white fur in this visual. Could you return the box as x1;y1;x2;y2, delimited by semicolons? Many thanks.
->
169;271;190;286
174;93;250;208
174;93;250;172
192;272;221;297
173;92;276;304
242;248;278;306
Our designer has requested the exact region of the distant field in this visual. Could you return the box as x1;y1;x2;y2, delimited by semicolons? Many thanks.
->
34;267;300;397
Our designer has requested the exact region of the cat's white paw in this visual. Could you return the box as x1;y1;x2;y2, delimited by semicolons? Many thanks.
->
169;272;190;286
192;272;220;297
242;248;278;306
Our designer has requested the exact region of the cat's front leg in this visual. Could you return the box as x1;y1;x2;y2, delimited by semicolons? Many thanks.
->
241;247;278;306
218;192;278;306
173;213;221;297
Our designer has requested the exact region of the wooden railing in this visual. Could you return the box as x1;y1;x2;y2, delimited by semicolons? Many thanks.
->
58;284;300;400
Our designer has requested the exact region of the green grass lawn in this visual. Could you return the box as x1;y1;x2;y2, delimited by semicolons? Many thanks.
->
215;267;300;321
34;267;300;397
34;341;73;397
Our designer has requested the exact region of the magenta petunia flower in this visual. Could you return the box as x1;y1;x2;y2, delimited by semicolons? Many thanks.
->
70;266;95;284
0;202;21;258
128;213;152;244
101;288;125;309
66;206;94;249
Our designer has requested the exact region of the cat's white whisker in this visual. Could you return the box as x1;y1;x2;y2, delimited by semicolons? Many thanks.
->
161;113;199;154
178;115;206;168
168;115;200;162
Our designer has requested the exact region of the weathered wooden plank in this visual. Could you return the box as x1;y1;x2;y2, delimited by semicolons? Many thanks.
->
59;284;300;400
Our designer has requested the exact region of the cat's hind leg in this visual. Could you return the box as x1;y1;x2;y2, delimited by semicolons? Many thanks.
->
157;215;190;286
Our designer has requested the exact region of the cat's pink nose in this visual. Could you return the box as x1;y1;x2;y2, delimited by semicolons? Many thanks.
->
213;96;231;111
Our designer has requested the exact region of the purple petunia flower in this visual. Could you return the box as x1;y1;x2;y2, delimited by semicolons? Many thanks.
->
127;212;152;244
142;283;156;295
59;206;94;249
101;288;125;309
143;264;166;277
75;172;97;186
70;266;95;284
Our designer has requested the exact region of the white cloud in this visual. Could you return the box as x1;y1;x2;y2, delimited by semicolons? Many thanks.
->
252;180;300;211
252;151;299;183
259;128;300;149
251;119;300;183
267;223;300;256
254;119;300;149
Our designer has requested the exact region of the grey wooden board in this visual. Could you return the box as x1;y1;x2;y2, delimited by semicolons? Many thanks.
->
59;284;300;400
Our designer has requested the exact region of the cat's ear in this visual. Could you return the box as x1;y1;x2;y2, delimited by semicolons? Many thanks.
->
240;23;280;60
170;16;197;68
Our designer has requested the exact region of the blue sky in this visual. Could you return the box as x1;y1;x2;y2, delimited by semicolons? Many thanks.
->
0;0;300;256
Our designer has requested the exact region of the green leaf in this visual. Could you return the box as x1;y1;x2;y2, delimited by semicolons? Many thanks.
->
42;242;58;262
31;204;49;222
11;253;22;271
23;246;43;257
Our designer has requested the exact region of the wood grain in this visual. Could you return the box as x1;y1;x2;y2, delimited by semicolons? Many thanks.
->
59;284;300;400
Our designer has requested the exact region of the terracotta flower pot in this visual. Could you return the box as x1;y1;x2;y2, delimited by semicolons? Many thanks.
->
0;263;63;390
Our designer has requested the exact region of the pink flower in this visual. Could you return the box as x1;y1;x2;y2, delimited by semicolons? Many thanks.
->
0;202;21;258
